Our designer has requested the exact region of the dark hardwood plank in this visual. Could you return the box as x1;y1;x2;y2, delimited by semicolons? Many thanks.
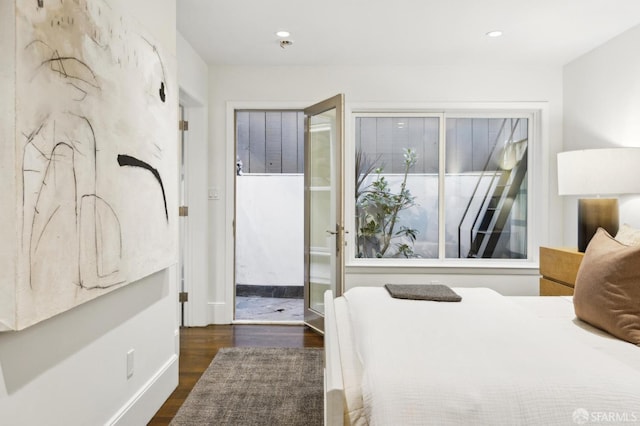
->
148;325;324;425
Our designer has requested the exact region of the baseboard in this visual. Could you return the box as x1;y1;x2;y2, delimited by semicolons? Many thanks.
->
106;354;178;426
208;301;231;324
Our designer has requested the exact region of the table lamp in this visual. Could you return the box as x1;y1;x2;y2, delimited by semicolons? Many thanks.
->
557;148;640;252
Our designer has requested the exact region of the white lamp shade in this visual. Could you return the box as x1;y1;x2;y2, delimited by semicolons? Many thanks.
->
557;148;640;196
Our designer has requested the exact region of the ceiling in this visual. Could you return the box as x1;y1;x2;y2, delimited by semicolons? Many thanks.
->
177;0;640;67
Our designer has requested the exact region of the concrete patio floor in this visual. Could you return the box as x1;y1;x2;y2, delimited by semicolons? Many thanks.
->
235;296;303;322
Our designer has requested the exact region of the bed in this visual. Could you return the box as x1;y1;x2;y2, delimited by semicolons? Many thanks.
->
324;286;640;425
324;229;640;425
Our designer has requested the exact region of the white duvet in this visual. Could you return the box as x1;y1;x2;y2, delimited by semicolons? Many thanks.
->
343;287;640;425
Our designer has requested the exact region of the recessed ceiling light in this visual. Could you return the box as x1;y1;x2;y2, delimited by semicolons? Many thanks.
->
486;30;503;38
276;30;290;38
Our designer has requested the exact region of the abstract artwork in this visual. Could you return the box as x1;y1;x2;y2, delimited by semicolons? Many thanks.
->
0;0;177;330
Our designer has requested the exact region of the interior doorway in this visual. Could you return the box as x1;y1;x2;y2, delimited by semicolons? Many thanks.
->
234;110;305;322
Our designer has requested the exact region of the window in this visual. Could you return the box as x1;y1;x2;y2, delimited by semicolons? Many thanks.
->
354;112;530;261
355;115;440;259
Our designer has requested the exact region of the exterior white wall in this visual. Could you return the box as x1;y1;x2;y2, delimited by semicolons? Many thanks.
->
210;64;564;322
563;24;640;245
234;172;526;289
236;175;304;287
0;1;179;424
177;33;210;326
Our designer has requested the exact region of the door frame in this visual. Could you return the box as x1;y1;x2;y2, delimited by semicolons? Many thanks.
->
224;99;346;326
177;89;209;327
232;107;307;324
224;101;315;325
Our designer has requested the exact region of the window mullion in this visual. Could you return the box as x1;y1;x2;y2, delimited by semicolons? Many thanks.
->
438;113;446;259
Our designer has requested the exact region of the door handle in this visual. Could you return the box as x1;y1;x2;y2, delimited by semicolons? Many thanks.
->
327;226;349;235
326;229;348;238
327;225;349;252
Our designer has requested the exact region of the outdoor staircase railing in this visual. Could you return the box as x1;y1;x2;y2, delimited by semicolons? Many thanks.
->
457;119;528;258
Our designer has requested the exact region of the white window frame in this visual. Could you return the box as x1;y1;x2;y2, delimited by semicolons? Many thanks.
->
345;102;548;271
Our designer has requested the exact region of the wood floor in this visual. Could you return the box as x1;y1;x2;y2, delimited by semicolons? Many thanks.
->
148;324;324;425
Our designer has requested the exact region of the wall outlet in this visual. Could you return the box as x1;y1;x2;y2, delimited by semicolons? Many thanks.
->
126;349;135;379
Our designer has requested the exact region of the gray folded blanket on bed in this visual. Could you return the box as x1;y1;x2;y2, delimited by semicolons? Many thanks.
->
384;284;462;302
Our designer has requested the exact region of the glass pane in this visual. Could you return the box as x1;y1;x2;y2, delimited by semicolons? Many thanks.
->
308;108;336;315
355;116;439;258
309;113;333;186
310;190;331;248
445;118;528;259
309;253;330;312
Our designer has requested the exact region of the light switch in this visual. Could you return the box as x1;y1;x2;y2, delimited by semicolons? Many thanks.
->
126;349;134;379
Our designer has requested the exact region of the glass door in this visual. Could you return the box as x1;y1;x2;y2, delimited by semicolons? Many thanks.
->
303;94;345;333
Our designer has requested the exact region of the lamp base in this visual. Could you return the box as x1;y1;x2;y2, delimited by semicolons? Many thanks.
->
577;198;619;252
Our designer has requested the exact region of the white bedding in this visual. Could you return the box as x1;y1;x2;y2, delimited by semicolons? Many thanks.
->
341;287;640;425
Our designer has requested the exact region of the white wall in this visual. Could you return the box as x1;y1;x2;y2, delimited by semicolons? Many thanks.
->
209;64;564;322
178;33;209;99
236;175;304;287
0;0;16;330
177;32;210;326
563;24;640;245
0;1;179;424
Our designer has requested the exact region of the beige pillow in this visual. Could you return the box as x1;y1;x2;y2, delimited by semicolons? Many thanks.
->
615;223;640;246
574;228;640;345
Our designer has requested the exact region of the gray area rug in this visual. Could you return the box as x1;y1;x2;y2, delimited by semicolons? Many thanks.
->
170;347;323;426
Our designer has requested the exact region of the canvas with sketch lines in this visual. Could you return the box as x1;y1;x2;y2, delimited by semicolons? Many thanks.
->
0;0;177;330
